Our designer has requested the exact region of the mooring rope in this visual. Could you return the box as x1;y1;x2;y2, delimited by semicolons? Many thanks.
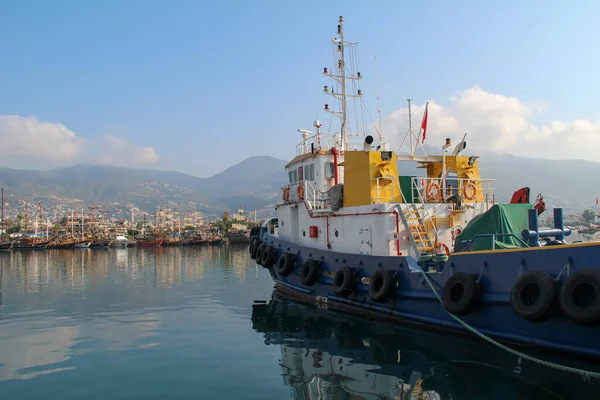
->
418;267;600;379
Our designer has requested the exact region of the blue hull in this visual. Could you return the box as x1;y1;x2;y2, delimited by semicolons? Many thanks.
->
257;233;600;359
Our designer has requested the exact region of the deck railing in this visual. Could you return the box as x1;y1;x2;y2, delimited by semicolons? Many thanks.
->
411;177;495;204
281;180;331;210
295;132;341;156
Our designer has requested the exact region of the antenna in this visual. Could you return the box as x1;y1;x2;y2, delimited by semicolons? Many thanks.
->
375;49;383;142
323;16;363;151
408;98;413;156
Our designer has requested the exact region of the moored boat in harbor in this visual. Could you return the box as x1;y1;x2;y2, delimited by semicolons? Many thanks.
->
109;235;129;248
249;16;600;361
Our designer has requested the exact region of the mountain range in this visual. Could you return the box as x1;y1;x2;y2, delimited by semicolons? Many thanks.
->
0;152;595;217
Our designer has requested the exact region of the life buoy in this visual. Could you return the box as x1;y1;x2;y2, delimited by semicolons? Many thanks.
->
510;271;557;322
368;269;397;302
275;253;296;276
297;183;305;200
559;269;600;324
300;259;320;286
333;266;356;296
463;181;477;200
435;242;450;256
282;186;290;201
426;181;441;202
442;272;481;315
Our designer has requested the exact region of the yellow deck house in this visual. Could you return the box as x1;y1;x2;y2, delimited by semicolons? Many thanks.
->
343;150;402;207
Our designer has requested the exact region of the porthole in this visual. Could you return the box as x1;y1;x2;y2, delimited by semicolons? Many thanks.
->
334;230;339;237
302;230;306;237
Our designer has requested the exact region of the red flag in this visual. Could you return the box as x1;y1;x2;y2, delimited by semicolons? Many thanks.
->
596;197;598;205
420;102;429;143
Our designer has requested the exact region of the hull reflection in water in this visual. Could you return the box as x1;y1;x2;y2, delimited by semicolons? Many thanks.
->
252;291;600;400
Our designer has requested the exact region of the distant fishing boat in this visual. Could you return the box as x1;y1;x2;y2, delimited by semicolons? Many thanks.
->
89;240;110;249
162;237;183;246
74;242;91;249
12;237;48;250
209;237;223;246
228;230;251;244
109;235;129;248
136;235;162;247
0;241;13;251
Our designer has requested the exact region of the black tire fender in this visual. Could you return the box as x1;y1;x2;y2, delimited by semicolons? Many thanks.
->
301;259;320;286
255;242;265;265
275;253;296;276
249;239;260;259
442;272;482;315
559;269;600;325
260;246;276;269
333;266;356;297
368;268;397;303
510;271;557;322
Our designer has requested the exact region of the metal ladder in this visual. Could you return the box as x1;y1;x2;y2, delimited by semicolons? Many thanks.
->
397;203;436;254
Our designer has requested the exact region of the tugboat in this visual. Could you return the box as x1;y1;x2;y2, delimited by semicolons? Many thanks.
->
249;16;600;360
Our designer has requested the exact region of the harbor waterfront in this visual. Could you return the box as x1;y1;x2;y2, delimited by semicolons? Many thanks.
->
0;244;598;399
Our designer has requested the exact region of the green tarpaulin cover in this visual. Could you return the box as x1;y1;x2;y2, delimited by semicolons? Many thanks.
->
455;204;532;252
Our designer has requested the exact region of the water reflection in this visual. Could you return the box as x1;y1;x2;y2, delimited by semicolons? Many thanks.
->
252;291;600;399
0;245;264;385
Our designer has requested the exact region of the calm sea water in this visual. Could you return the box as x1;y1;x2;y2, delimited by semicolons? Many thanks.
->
0;245;598;399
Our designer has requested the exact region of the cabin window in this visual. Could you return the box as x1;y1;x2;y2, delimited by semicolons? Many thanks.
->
325;162;335;178
304;165;309;181
309;164;315;180
298;166;304;181
288;170;298;184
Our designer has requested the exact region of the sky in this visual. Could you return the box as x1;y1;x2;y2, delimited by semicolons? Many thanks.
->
1;0;600;177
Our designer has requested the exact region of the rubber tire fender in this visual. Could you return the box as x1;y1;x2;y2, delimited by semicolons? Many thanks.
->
368;269;396;303
249;239;260;259
255;242;265;266
260;246;277;269
442;272;482;315
300;259;320;286
275;253;296;276
559;269;600;325
510;271;557;322
333;266;356;297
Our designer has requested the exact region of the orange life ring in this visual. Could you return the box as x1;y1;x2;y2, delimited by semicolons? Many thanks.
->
426;181;441;202
436;242;450;256
463;181;477;200
297;183;305;200
282;186;290;201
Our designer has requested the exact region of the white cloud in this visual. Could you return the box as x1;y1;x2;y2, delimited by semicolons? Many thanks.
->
97;134;159;166
0;115;82;161
384;86;600;161
0;115;159;168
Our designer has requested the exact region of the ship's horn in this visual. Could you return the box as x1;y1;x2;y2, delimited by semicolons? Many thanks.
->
363;135;374;151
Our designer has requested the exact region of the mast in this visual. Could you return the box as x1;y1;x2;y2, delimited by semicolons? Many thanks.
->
408;99;413;156
323;16;363;151
1;187;3;238
338;16;348;150
375;52;383;142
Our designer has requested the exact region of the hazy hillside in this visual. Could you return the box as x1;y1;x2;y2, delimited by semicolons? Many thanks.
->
0;151;595;214
0;156;288;215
